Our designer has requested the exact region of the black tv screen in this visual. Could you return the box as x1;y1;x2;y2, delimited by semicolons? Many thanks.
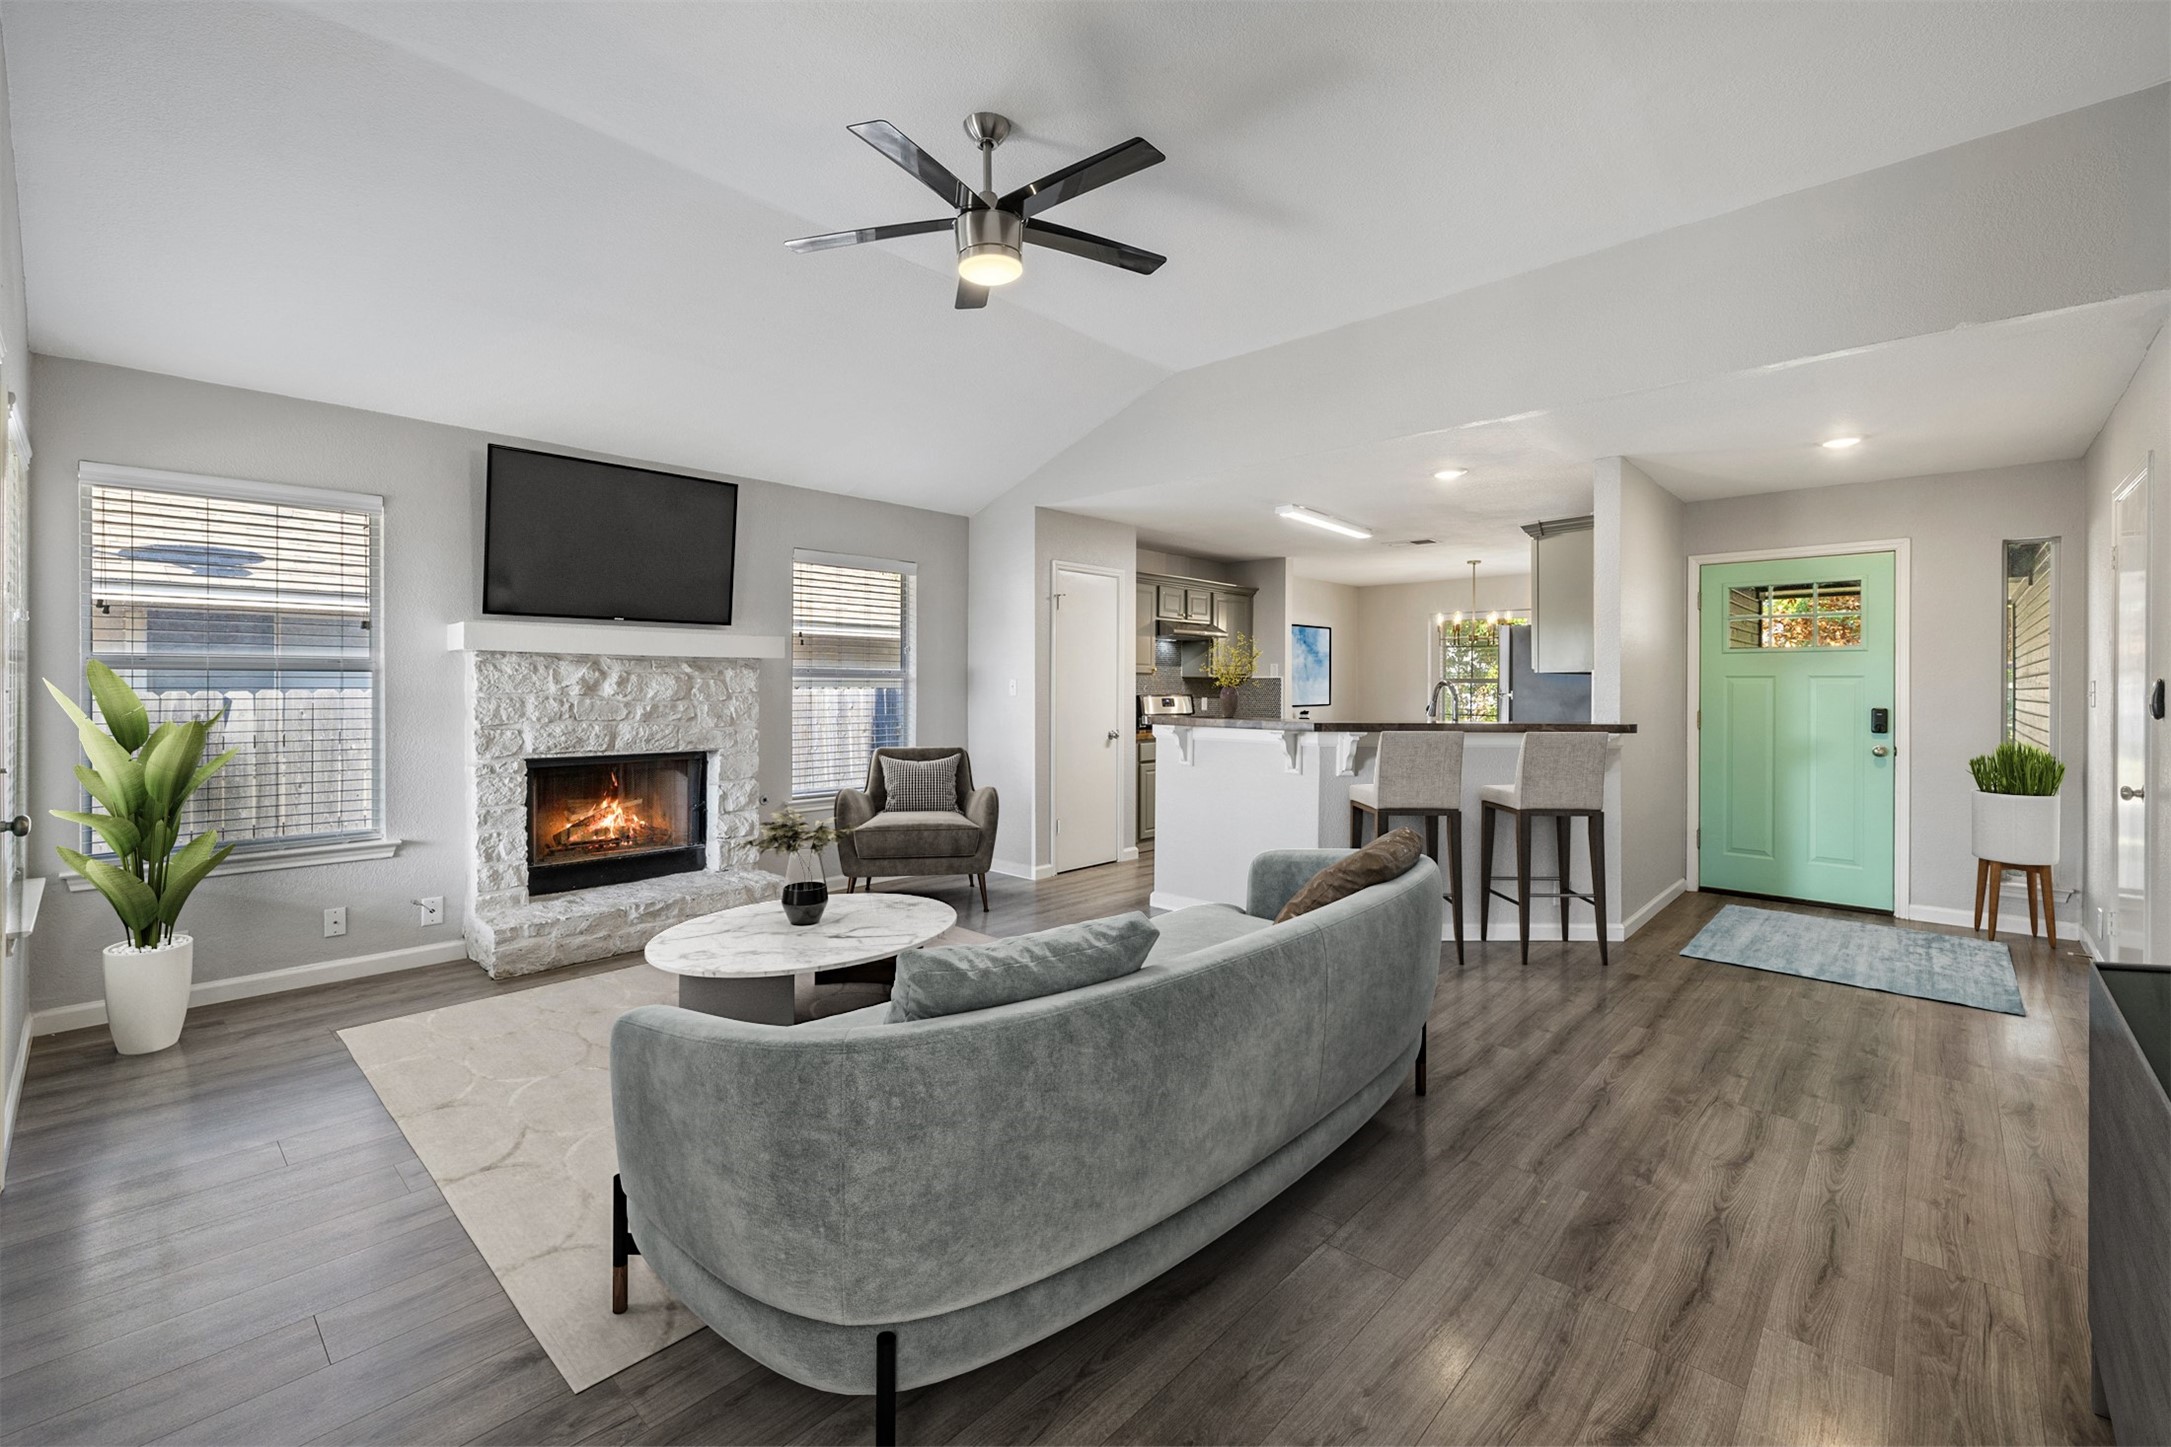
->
484;445;738;625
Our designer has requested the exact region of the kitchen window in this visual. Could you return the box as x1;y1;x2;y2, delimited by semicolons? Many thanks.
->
79;463;384;859
1436;614;1528;723
792;551;916;798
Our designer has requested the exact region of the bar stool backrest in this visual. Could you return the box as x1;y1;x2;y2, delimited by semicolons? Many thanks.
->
1377;730;1466;810
1513;733;1608;811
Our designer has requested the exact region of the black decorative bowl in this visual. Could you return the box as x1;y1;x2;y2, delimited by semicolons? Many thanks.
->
781;880;829;926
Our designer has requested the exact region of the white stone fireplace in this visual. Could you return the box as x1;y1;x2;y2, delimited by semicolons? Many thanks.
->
452;622;783;976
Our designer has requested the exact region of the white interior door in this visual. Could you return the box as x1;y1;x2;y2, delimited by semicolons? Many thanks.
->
1050;565;1123;873
2112;463;2151;962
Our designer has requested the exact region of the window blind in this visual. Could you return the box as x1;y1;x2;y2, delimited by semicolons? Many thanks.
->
792;554;914;798
80;468;383;854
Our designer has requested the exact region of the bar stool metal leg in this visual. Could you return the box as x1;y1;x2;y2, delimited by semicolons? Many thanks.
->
1555;815;1573;942
1588;814;1610;968
1478;802;1496;943
1515;811;1533;967
1445;809;1465;967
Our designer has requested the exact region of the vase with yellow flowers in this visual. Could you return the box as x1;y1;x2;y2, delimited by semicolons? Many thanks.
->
1202;633;1260;718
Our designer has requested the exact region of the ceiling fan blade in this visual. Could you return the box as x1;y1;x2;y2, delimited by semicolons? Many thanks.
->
999;137;1164;218
956;276;989;310
784;217;954;253
1023;219;1166;274
848;121;978;212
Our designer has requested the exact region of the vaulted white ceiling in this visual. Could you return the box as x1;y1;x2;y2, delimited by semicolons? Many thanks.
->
4;1;2166;518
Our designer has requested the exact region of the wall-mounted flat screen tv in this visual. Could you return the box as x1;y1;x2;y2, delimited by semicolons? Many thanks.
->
484;445;738;625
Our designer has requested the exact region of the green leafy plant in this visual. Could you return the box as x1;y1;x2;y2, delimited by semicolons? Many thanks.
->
44;661;238;949
1967;740;2065;796
745;806;848;856
1205;632;1260;691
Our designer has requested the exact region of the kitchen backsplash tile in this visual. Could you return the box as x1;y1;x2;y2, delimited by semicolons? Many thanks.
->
1141;641;1283;720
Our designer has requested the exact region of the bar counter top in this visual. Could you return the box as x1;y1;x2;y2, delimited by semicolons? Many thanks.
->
1163;718;1635;734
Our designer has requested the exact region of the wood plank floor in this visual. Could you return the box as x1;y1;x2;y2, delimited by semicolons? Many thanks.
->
0;860;2113;1445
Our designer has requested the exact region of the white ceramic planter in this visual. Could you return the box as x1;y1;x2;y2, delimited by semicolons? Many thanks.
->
101;934;194;1055
1971;793;2061;868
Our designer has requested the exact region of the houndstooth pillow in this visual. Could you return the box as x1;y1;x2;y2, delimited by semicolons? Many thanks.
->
880;754;959;812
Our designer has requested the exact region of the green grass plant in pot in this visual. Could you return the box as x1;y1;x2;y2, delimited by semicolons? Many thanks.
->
1967;740;2065;872
44;661;236;1054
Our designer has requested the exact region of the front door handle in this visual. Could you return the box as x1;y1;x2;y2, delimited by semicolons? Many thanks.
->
1871;746;1890;758
2122;785;2146;801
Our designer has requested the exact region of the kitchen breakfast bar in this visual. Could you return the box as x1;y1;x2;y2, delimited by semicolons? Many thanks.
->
1150;719;1638;941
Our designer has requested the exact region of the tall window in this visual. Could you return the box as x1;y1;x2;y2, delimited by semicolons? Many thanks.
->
2003;539;2055;749
1436;614;1528;723
80;464;382;855
792;552;915;798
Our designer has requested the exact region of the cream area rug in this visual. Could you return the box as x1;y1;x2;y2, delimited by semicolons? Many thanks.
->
339;933;985;1393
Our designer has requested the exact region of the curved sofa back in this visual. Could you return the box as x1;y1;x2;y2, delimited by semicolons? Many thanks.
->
611;855;1442;1328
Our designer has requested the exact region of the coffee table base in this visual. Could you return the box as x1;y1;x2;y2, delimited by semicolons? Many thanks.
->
678;973;800;1025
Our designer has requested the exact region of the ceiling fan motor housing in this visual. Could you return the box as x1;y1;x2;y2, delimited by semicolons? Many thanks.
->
956;205;1023;272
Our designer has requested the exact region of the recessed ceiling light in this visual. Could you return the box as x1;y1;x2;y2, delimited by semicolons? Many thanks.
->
1821;436;1863;450
1433;468;1467;482
1275;504;1372;540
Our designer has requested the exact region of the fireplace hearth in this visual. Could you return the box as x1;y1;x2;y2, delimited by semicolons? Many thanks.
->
526;751;706;895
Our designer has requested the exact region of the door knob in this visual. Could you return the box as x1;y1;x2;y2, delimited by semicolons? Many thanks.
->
2121;785;2146;801
2;815;28;837
1870;746;1890;758
1105;730;1120;742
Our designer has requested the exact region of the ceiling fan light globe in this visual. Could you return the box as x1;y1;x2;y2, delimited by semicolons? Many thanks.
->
957;245;1023;286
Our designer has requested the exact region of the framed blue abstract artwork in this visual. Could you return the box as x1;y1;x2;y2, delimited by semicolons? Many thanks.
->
1290;625;1332;707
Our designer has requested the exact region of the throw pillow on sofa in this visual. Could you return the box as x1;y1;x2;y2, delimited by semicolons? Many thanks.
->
891;912;1159;1020
881;754;960;811
1275;828;1426;923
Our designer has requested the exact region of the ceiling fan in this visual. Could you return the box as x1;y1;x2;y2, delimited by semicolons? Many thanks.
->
785;112;1167;309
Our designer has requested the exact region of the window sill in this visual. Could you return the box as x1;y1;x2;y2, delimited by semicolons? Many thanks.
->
62;836;404;890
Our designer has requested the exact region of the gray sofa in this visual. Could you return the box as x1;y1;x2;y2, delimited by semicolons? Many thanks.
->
609;848;1442;1438
834;746;999;909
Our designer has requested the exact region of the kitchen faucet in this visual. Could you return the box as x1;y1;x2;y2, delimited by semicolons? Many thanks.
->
1426;679;1463;724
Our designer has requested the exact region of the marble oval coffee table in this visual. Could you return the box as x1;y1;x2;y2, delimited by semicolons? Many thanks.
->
645;893;958;1024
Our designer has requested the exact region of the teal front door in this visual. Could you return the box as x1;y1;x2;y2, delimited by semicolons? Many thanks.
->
1699;552;1897;910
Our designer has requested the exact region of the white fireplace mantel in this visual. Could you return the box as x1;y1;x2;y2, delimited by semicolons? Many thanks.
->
446;619;786;659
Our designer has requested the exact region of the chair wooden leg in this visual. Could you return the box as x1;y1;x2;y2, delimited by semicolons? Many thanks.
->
2039;867;2058;949
874;1331;897;1446
1446;810;1465;968
612;1174;638;1314
1424;814;1440;871
1972;858;1989;932
976;873;990;912
1350;803;1365;848
1588;815;1610;968
1415;1024;1428;1096
1987;865;2003;941
2027;866;2040;937
1478;804;1495;942
1515;812;1532;967
1555;814;1573;942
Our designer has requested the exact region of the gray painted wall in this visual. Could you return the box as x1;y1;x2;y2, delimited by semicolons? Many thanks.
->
24;356;966;1013
1;21;33;1167
2082;322;2168;957
1683;459;2090;922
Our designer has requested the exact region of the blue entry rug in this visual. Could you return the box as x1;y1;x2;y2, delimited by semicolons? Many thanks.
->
1681;904;2025;1016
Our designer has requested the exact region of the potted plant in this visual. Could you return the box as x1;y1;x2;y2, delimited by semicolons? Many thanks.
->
1203;632;1260;719
1968;740;2065;868
748;806;849;926
43;662;236;1055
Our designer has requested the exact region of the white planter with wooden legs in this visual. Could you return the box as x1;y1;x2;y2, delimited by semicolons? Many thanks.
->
101;934;194;1054
1971;794;2061;946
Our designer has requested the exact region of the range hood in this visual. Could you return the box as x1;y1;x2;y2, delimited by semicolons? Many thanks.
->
1156;618;1227;640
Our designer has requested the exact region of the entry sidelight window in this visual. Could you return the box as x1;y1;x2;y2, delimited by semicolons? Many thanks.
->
2002;539;2055;750
1725;580;1863;650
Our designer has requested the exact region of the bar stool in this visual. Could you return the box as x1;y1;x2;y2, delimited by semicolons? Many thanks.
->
1349;730;1465;965
1478;733;1610;967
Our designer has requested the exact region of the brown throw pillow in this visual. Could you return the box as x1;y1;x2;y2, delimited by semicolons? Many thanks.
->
1275;828;1426;923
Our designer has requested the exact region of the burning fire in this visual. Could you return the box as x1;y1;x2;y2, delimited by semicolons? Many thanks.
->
548;770;668;854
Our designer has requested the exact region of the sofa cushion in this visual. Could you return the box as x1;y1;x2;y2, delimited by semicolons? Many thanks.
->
1144;904;1272;966
881;754;961;812
849;810;983;860
1274;828;1426;923
890;913;1159;1020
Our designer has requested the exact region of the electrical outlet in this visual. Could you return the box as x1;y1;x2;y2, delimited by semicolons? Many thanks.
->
323;906;347;938
417;895;444;927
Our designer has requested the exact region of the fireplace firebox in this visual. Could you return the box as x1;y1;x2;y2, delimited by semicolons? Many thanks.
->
525;752;707;896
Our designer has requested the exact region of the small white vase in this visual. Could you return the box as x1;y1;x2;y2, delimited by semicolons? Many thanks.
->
101;934;194;1055
1971;793;2061;868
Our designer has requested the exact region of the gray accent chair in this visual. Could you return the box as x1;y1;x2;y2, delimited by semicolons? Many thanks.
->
834;746;998;910
610;848;1442;1441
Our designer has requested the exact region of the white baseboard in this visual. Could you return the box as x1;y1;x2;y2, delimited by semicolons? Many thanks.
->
1905;895;2077;932
30;940;473;1038
990;859;1054;881
1621;880;1687;940
2078;926;2106;962
1148;890;1224;915
1118;846;1140;863
0;1010;32;1192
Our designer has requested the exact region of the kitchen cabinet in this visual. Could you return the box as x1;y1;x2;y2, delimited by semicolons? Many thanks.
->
1136;584;1156;674
1138;741;1157;841
1184;587;1215;623
1526;517;1595;674
1213;589;1253;642
1155;584;1188;621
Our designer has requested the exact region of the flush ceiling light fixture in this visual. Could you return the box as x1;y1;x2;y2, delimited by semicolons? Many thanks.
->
1433;468;1467;482
1276;504;1372;540
1822;436;1864;450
